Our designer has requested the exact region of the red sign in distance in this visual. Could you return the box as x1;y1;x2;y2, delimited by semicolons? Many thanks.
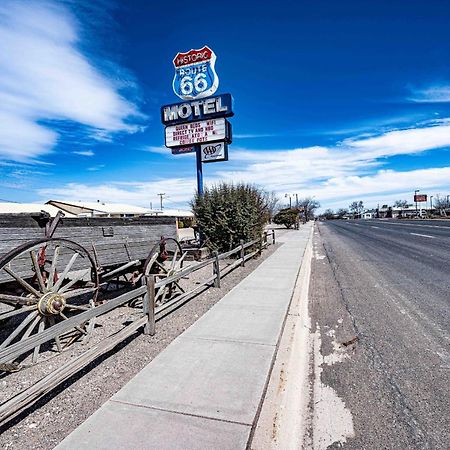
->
414;194;427;202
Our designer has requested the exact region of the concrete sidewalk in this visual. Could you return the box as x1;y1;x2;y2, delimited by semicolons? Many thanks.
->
56;224;313;450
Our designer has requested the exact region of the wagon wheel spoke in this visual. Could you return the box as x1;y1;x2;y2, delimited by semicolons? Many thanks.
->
64;286;97;300
170;247;179;271
173;280;185;293
30;250;46;293
47;245;60;289
0;304;36;321
21;313;41;342
48;316;63;353
0;294;34;307
59;312;88;336
52;253;79;292
0;310;39;349
59;269;90;294
32;318;46;363
64;304;90;311
2;266;40;298
155;284;168;304
155;261;169;274
175;252;188;270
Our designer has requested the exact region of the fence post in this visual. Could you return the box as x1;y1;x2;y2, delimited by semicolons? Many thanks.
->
213;250;221;288
240;239;245;267
272;230;276;245
263;231;268;248
143;275;156;336
259;234;263;255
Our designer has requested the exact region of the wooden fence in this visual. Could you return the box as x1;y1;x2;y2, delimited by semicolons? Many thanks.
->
0;230;276;427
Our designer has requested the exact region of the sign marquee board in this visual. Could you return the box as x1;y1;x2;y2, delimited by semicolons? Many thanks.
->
201;142;228;163
414;194;427;202
172;46;219;100
165;118;229;148
161;94;233;125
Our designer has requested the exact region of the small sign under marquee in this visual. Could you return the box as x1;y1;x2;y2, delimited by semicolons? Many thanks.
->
201;142;228;163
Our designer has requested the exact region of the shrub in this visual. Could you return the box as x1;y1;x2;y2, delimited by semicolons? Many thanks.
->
273;208;298;229
191;183;268;252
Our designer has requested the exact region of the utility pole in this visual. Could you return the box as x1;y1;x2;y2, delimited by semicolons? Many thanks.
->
157;193;165;210
414;189;420;218
285;194;292;208
430;195;433;217
295;193;298;208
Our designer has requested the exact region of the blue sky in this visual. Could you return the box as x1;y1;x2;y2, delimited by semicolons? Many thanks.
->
1;0;450;211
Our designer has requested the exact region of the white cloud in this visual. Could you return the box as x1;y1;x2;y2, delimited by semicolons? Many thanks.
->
0;0;144;162
86;164;105;171
409;85;450;103
345;124;450;157
73;150;94;157
39;178;197;207
39;119;450;210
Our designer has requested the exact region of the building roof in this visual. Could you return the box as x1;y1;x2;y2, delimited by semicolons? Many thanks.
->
46;200;149;216
0;202;77;217
145;208;194;218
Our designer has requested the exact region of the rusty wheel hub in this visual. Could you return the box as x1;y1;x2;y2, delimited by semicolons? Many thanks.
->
37;292;66;315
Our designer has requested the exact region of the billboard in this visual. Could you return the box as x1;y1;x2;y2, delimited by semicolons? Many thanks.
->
165;118;228;147
414;194;427;202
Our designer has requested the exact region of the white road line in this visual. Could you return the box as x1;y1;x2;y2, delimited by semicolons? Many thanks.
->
410;233;435;239
374;222;450;230
370;226;380;229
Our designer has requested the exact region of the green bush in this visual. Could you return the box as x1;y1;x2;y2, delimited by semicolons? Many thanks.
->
177;220;184;229
273;208;298;229
191;183;268;252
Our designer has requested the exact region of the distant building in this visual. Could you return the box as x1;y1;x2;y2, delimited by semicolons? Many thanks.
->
0;202;77;217
46;200;149;218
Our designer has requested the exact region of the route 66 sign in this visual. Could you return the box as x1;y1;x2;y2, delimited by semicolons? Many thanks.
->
172;46;219;100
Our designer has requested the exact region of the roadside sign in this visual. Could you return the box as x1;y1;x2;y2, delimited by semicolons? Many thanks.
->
165;118;229;148
414;194;427;202
172;46;219;100
171;146;196;155
161;94;233;125
201;142;228;163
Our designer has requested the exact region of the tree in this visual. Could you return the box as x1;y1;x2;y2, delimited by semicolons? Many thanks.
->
349;201;364;218
337;208;348;219
323;209;335;220
394;200;409;208
298;197;320;221
191;183;268;252
273;208;298;229
262;191;280;223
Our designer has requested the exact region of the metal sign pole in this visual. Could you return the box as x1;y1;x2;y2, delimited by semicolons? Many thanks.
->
196;145;204;196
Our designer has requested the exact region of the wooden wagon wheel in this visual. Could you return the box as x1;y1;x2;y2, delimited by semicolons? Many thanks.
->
0;238;98;369
143;237;186;305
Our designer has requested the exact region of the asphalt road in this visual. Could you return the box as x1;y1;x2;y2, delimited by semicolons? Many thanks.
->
309;219;450;449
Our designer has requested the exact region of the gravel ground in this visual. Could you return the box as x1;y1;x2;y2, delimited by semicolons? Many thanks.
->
0;242;281;450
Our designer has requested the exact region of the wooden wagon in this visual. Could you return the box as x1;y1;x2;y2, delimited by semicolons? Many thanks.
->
0;212;186;368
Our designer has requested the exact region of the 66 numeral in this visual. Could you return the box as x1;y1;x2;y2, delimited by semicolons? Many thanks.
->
180;73;208;95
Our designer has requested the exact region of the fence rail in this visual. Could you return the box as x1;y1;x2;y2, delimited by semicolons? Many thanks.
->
0;229;276;427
